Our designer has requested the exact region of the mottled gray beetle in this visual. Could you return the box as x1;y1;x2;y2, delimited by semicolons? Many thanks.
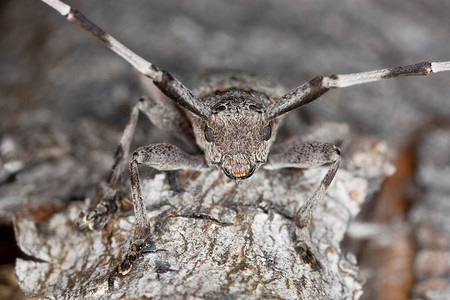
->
41;0;450;277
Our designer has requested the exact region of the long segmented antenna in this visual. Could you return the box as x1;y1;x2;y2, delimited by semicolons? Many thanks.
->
41;0;212;120
265;61;450;120
41;0;449;122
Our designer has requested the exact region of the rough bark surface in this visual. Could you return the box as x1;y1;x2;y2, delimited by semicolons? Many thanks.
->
15;138;393;299
1;1;449;299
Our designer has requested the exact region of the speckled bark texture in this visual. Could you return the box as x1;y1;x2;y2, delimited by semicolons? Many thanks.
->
2;1;450;299
15;138;392;299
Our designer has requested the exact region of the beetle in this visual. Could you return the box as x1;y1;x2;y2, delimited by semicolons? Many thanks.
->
40;0;450;276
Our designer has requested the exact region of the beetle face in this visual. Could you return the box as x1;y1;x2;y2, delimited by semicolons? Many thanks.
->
197;100;278;181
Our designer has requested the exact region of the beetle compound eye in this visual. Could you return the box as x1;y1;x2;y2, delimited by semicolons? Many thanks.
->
249;104;261;112
204;125;214;142
262;124;272;141
214;105;226;112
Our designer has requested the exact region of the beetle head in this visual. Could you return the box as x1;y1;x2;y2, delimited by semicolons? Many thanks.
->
193;91;279;181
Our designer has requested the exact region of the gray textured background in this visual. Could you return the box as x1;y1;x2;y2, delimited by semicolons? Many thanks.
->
1;0;449;299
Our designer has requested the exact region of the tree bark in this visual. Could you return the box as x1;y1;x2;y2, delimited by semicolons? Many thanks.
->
15;137;393;299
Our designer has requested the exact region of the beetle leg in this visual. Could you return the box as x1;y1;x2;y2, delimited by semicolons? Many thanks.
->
265;141;341;228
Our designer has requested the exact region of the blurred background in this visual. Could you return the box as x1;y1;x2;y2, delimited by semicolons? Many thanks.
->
1;0;449;299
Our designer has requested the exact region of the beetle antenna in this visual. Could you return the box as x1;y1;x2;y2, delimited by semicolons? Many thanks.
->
40;0;212;120
265;61;450;120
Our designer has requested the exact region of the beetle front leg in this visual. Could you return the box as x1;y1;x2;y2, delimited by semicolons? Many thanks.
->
116;144;206;275
264;141;341;228
77;94;198;231
128;143;206;239
76;103;140;231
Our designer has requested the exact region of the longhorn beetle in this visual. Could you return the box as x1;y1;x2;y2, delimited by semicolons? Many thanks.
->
41;0;450;276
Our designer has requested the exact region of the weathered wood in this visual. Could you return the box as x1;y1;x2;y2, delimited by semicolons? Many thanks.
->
15;137;393;299
4;1;449;299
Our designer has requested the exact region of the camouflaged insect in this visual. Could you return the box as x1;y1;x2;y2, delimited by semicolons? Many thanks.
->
41;0;450;279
